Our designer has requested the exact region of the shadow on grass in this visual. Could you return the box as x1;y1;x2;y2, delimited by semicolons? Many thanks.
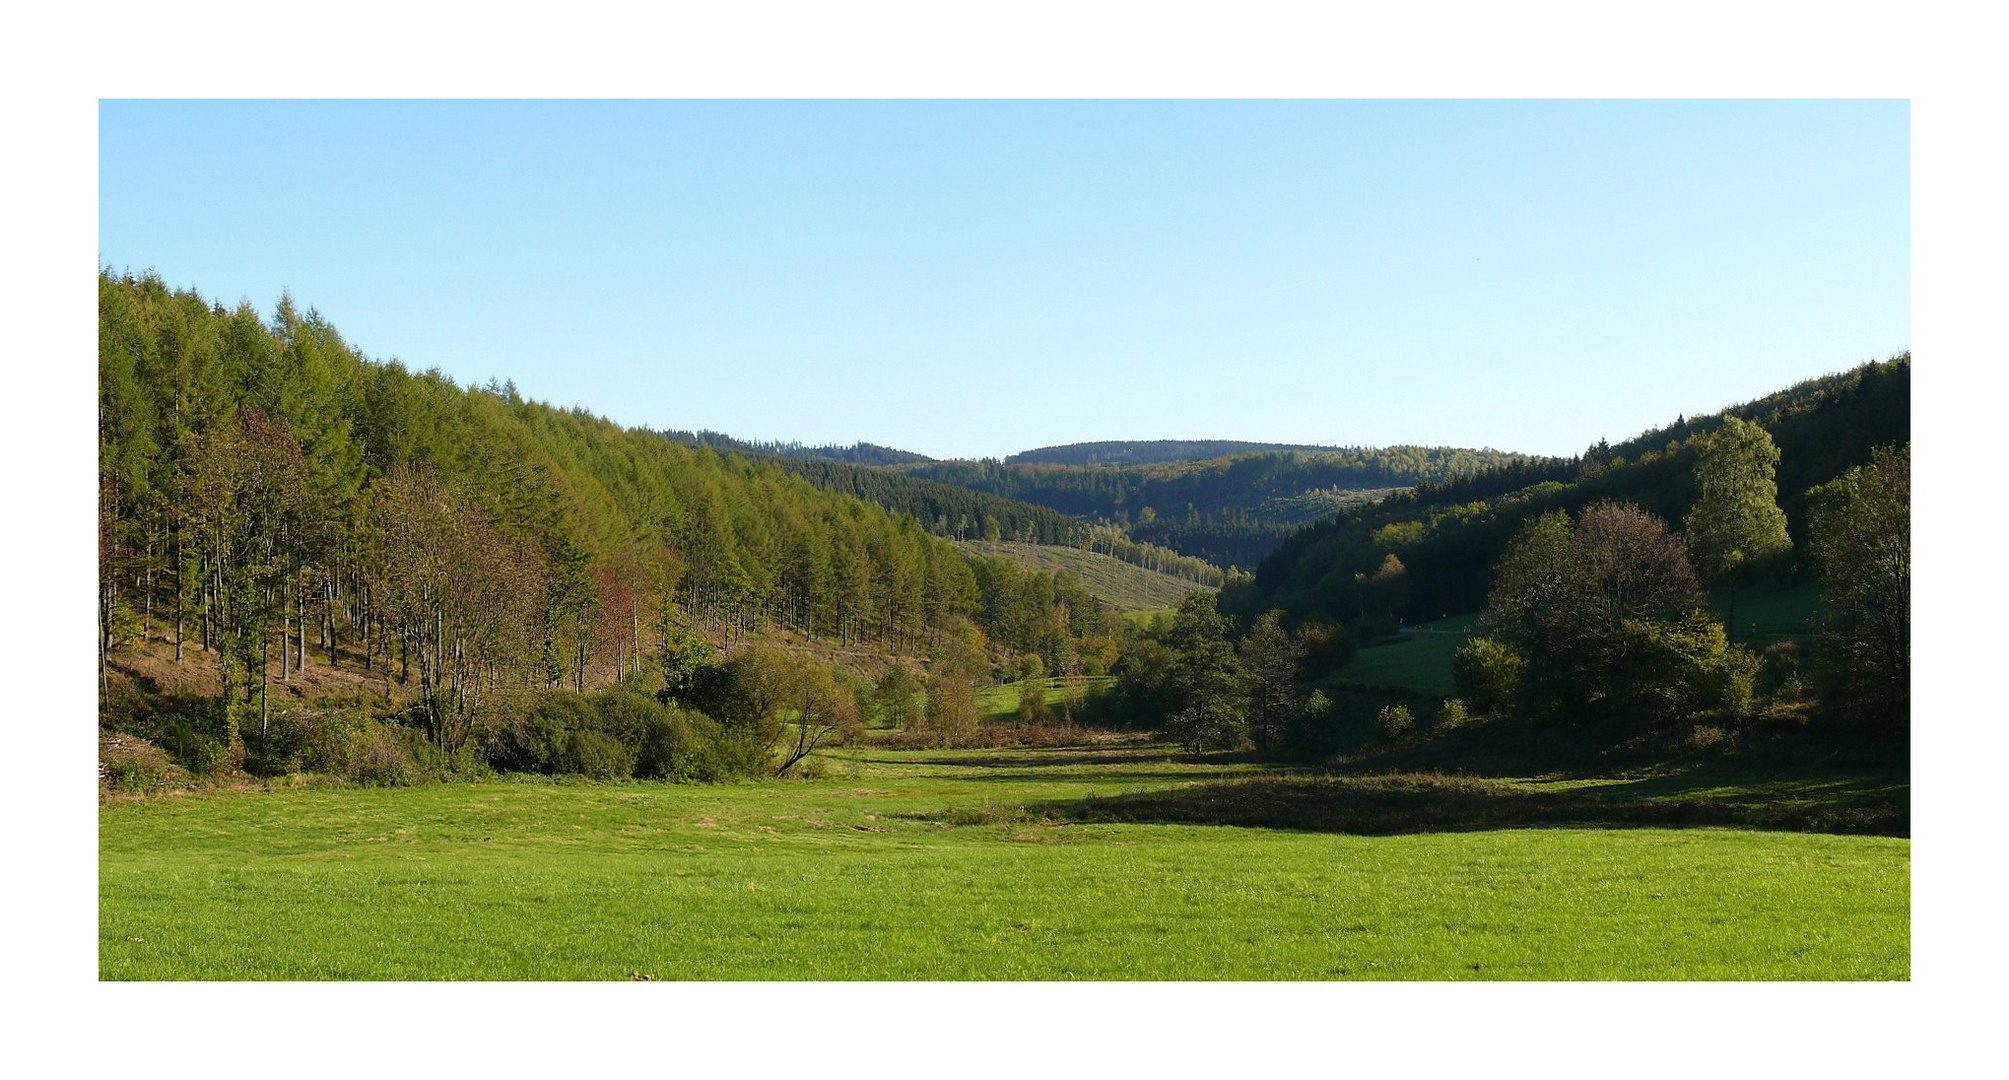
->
919;772;1908;837
906;768;1265;787
856;749;1188;771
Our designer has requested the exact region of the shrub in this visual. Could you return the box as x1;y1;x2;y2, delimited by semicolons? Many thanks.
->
352;725;419;786
297;708;372;776
1294;620;1357;679
1376;704;1414;743
1687;724;1728;751
484;692;594;774
873;666;922;728
567;729;636;780
1453;637;1523;716
709;722;779;779
1605;615;1762;724
463;687;778;783
126;695;239;777
635;706;700;779
1758;640;1804;698
1016;669;1053;726
99;735;186;795
243;708;318;777
1433;698;1471;734
1282;690;1340;759
591;687;663;746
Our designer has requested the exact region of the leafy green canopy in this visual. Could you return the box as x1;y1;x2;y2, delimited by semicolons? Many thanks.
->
1807;444;1909;727
1242;355;1909;626
98;271;1114;727
1685;416;1792;581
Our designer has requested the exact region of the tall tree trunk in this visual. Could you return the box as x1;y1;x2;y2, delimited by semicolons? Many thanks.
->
261;631;270;738
281;579;292;681
327;577;338;669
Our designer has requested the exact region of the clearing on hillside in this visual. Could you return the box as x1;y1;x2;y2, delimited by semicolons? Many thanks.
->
955;540;1214;613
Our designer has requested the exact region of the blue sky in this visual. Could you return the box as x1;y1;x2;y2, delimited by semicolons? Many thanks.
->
99;100;1908;459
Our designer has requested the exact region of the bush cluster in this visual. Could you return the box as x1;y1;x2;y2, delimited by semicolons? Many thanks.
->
107;680;781;791
1376;704;1414;743
1452;637;1522;716
481;686;770;782
99;735;187;795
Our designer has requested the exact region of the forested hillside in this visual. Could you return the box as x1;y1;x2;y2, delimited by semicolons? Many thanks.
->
659;429;933;466
1235;355;1911;627
1008;440;1362;465
897;447;1529;569
662;433;1226;586
762;457;1087;546
96;272;1126;732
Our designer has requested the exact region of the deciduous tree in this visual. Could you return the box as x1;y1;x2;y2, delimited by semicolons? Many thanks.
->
1684;416;1791;639
1806;443;1909;726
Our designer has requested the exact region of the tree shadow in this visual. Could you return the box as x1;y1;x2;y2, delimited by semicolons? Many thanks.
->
854;749;1190;771
924;769;1257;786
1019;773;1908;838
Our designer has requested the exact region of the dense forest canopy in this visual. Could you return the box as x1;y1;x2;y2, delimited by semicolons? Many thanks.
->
1234;355;1911;627
658;429;934;466
1007;439;1384;465
96;271;1127;737
894;446;1529;569
655;434;1229;586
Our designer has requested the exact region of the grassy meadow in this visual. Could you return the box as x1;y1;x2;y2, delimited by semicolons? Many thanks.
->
1326;614;1482;697
101;743;1908;981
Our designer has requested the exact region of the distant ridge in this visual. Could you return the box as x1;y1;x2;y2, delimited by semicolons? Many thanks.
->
1007;440;1352;466
659;429;933;465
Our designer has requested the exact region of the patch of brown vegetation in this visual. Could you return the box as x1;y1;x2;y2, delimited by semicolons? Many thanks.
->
106;631;398;706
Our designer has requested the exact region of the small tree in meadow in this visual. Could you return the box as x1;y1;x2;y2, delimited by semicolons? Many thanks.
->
1376;704;1413;743
1453;637;1523;716
1016;654;1052;725
874;666;921;728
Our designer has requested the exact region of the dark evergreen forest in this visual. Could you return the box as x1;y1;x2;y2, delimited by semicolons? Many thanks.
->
658;429;933;466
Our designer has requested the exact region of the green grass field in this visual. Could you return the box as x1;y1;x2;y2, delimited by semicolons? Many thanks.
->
1712;580;1824;641
101;744;1908;980
1326;613;1481;697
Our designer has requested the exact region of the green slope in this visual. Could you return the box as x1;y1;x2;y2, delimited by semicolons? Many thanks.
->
955;540;1214;613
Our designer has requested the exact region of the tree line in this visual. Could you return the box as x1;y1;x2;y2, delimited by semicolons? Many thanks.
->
1239;355;1910;628
659;429;934;466
97;271;1121;755
894;446;1530;569
1082;411;1907;758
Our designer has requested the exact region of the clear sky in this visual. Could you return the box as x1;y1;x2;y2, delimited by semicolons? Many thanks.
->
99;99;1908;460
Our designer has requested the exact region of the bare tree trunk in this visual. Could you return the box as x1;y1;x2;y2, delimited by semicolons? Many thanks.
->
174;544;185;663
281;579;292;681
261;631;270;738
327;576;339;668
